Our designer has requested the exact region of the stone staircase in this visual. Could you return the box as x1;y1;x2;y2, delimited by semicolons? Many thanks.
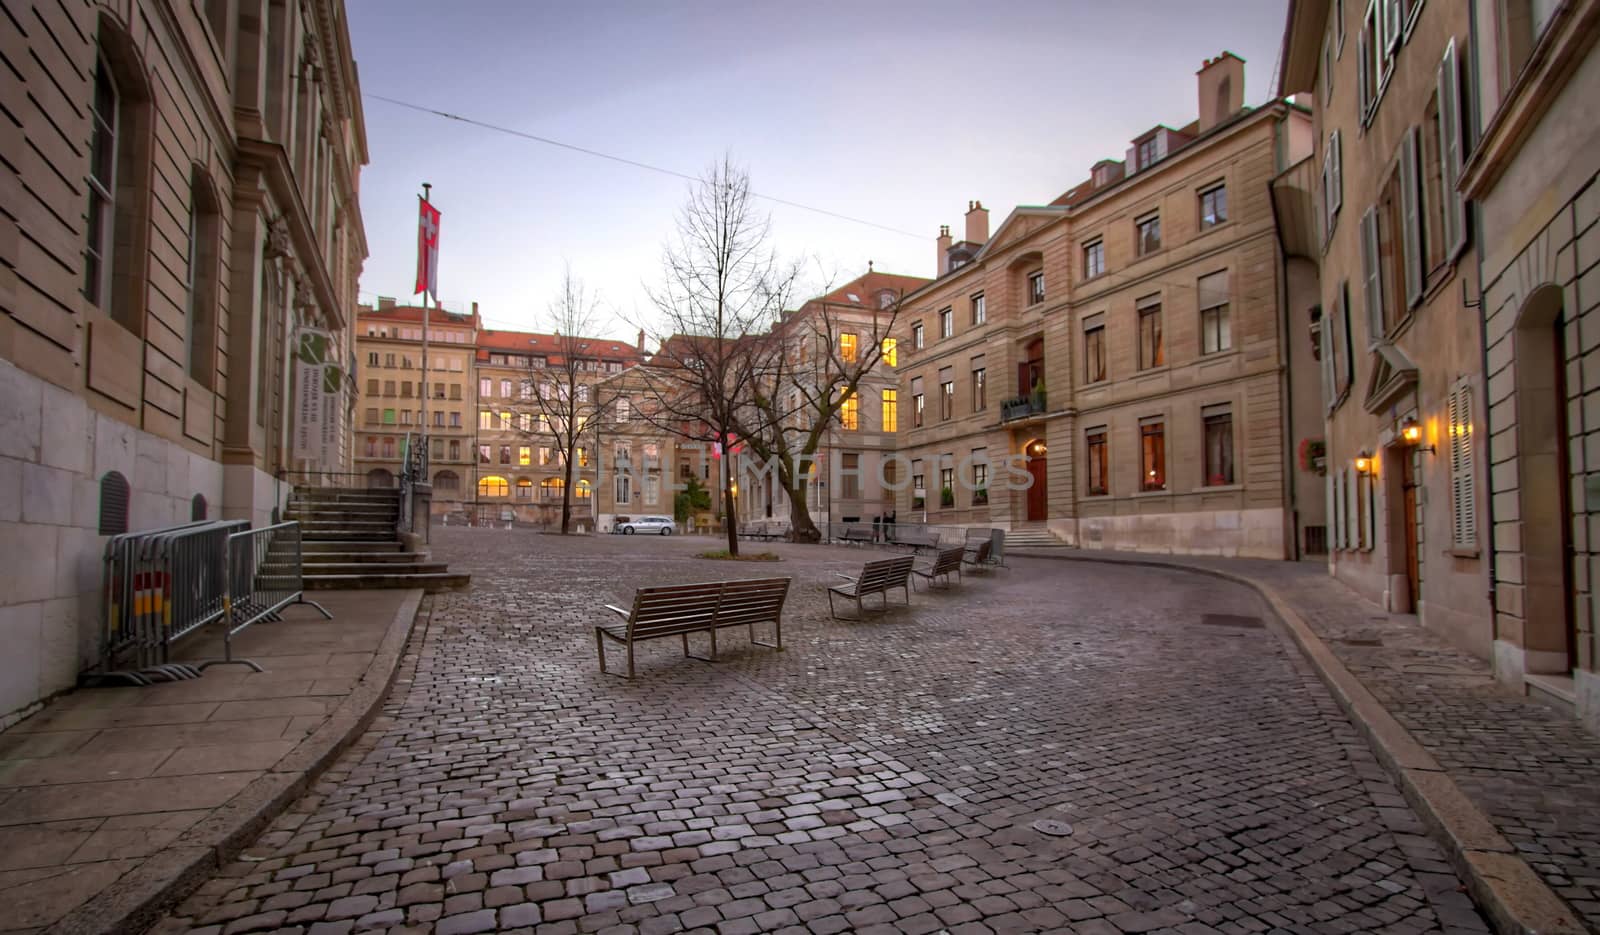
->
279;487;469;591
1005;523;1069;549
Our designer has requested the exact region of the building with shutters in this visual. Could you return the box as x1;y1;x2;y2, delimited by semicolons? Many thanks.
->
1456;0;1600;727
0;0;367;724
1277;0;1492;657
890;54;1321;559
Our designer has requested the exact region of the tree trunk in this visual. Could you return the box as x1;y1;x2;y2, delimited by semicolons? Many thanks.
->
724;478;739;556
560;450;575;534
786;481;821;543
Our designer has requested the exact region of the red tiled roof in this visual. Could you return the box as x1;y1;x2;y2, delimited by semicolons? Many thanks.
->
357;304;478;327
809;271;930;308
474;328;643;366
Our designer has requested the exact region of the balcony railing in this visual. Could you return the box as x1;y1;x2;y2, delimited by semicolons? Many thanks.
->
1000;391;1047;423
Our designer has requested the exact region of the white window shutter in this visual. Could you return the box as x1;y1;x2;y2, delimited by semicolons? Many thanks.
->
1326;472;1338;550
1321;304;1337;404
1358;27;1371;117
1361;209;1384;345
1383;0;1403;53
1332;131;1343;217
1451;382;1477;548
1322;158;1334;242
1361;472;1376;550
1401;127;1424;308
1333;469;1346;550
1438;38;1469;260
1346;468;1360;550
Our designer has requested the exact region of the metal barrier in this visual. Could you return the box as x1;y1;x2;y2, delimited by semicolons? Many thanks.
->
100;519;247;684
97;519;330;685
223;522;332;663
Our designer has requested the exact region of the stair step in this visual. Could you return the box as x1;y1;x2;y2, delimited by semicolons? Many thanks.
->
286;505;399;518
302;541;407;553
296;551;431;564
295;522;398;533
268;561;450;575
303;572;471;592
302;532;402;543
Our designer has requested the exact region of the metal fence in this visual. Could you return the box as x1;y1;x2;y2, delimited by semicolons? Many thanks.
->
97;519;329;685
820;521;1008;566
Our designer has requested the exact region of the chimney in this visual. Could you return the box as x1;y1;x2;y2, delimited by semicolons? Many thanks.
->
377;295;396;310
1197;52;1246;133
936;224;952;275
637;328;646;353
964;200;989;245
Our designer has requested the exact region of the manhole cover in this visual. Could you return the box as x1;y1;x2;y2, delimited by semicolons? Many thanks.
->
1031;819;1074;837
1198;614;1265;629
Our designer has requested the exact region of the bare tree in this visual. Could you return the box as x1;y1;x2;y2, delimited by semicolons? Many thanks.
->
633;157;802;556
506;267;616;534
732;288;902;543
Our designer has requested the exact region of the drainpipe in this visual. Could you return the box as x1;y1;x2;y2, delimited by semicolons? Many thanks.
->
1467;0;1499;638
1268;118;1301;562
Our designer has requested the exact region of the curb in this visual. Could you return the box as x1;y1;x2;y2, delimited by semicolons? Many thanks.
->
1010;548;1585;935
46;589;426;935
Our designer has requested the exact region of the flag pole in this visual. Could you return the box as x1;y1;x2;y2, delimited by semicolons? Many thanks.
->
420;183;432;464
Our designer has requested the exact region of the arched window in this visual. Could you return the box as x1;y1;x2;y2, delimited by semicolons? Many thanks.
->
99;471;130;535
84;17;153;335
186;169;223;387
190;493;208;521
434;470;460;492
540;477;565;501
574;479;592;500
515;477;533;499
366;468;394;489
478;475;509;497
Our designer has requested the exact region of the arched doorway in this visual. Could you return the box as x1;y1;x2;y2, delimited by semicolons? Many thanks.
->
1514;285;1575;674
366;468;394;489
1023;438;1048;522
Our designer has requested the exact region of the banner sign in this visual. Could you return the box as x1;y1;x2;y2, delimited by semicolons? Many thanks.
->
293;327;343;467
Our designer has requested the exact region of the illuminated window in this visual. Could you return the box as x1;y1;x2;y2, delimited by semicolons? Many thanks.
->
478;475;509;497
881;338;897;367
518;446;532;466
840;392;858;430
840;332;858;362
881;389;898;433
576;479;592;499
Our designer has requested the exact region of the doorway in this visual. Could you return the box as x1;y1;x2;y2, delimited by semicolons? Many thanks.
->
1400;450;1419;611
1514;285;1576;673
1024;438;1048;522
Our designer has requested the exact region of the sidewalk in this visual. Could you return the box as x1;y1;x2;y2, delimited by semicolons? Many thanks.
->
1012;547;1599;935
0;589;421;934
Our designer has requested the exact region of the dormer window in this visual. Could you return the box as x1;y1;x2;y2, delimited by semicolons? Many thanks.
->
877;291;896;309
1138;137;1159;171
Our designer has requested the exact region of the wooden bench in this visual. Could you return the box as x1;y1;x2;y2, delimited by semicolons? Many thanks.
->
962;539;993;571
887;527;942;552
913;546;967;590
837;525;876;545
827;555;915;619
597;577;790;677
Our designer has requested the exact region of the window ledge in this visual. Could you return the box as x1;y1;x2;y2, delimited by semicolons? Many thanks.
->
1195;483;1243;493
1131;488;1171;498
1446;547;1480;559
1082;492;1112;500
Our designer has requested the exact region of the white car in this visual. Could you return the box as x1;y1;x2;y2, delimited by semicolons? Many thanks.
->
618;515;675;536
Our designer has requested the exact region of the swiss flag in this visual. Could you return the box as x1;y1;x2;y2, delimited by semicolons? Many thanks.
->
415;197;440;300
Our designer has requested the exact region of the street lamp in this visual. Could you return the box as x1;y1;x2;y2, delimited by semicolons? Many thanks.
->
1354;450;1373;475
1399;416;1435;454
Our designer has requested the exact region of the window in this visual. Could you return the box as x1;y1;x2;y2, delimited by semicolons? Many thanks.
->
882;389;898;433
401;380;412;398
1199;271;1232;354
1200;184;1228;230
480;377;491;397
911;322;924;349
1449;380;1477;549
971;293;986;325
383;408;396;424
1323;131;1344;239
1323;31;1336;105
363;436;376;457
84;55;123;321
400;410;412;425
1083;240;1105;278
518;446;532;466
512;477;532;499
615;470;631;504
840;391;859;430
436;470;461;491
539;446;552;465
1358;1;1384;121
1138;137;1159;171
577;384;590;403
364;407;378;425
500;411;512;430
1027;271;1045;305
434;411;444;427
936;308;952;339
367;351;379;367
616;398;631;422
939;466;955;506
382;437;396;459
1435;39;1467;261
450;385;462;400
1086;429;1108;495
499;379;512;398
1135;213;1161;256
479;410;493;430
185;175;220;385
840;453;861;500
499;445;512;465
911;461;925;508
577;447;590;467
450;412;461;428
645;472;661;505
1140;420;1166;491
1137;297;1164;369
575;479;592;500
1203;407;1235;485
448;439;460;460
1398;126;1427;309
384;353;396;368
1084;320;1107;384
840;332;858;362
478;475;509;497
913;391;925;429
939;368;954;421
971;356;987;411
366;378;379;396
478;444;491;464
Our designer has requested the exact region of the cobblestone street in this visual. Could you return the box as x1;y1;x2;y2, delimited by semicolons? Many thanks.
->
158;530;1490;934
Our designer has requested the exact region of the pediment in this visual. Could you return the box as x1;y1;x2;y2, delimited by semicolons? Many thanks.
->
976;208;1066;262
1362;341;1419;414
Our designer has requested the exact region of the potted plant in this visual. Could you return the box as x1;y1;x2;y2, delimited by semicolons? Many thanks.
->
1030;376;1047;412
940;486;955;508
973;487;988;506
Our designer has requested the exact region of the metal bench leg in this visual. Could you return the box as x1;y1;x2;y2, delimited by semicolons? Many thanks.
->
709;626;718;661
596;629;608;675
627;643;635;679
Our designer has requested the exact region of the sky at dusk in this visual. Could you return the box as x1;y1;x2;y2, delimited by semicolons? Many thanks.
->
348;0;1289;341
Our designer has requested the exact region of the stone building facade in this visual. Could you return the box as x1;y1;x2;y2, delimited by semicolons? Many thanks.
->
0;0;367;724
1459;0;1600;727
352;301;479;509
471;328;643;527
892;56;1320;559
1280;0;1495;659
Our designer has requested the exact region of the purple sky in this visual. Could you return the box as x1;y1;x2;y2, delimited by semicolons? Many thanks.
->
348;0;1289;339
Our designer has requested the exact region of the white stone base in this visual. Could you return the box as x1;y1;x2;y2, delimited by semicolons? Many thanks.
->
1577;669;1600;736
0;359;228;724
1058;508;1287;560
1494;639;1527;690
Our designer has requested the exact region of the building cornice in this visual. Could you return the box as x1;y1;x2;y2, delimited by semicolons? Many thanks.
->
1458;0;1600;198
238;136;344;331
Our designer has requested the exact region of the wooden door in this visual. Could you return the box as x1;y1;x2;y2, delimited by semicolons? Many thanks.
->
1401;454;1419;611
1026;456;1048;521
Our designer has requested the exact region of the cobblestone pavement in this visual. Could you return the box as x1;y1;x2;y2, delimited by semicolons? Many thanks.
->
154;531;1490;934
1013;549;1600;933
